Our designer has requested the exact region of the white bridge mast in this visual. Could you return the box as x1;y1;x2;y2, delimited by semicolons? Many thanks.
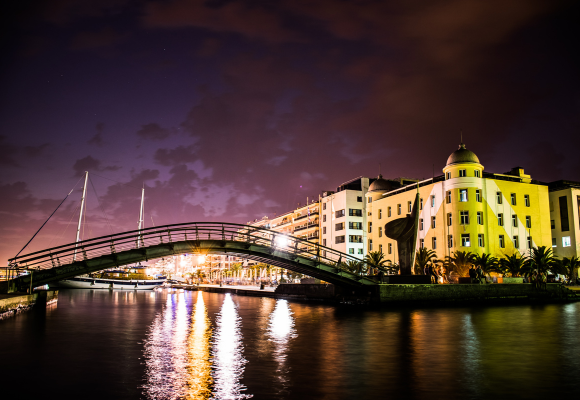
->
73;171;89;261
138;186;144;247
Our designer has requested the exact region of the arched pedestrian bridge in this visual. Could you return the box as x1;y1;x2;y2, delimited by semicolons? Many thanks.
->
3;222;383;293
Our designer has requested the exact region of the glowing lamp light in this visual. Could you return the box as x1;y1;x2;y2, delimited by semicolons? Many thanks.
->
275;236;289;248
197;255;206;264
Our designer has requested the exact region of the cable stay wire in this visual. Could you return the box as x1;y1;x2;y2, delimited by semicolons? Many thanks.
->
89;175;114;235
50;201;81;249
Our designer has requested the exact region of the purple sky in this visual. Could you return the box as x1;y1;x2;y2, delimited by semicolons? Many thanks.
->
1;0;579;264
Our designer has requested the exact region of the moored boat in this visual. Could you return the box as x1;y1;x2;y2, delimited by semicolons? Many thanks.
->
50;276;166;290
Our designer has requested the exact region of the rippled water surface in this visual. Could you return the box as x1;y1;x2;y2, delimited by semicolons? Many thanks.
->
1;289;579;399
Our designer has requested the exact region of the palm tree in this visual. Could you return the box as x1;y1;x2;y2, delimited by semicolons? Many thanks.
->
473;253;499;279
553;256;580;284
498;253;526;277
364;251;397;274
523;246;557;276
445;250;476;277
414;248;437;275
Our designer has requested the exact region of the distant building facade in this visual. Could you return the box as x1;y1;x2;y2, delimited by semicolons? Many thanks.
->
548;180;580;258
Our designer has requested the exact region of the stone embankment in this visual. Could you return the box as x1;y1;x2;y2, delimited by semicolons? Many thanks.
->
0;290;58;320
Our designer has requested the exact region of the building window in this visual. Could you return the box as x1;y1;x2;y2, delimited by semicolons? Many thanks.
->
498;213;504;226
499;235;505;248
397;204;401;215
478;234;484;247
524;194;530;207
388;243;392;254
349;235;362;243
349;209;362;217
368;222;372;233
323;214;326;222
368;239;373;251
335;209;345;218
461;234;470;247
563;237;571;247
559;196;570;231
335;222;345;231
497;192;503;204
475;189;481;202
367;197;372;203
550;220;555;229
420;239;424;248
408;201;412;213
388;207;392;217
323;227;326;234
420;198;423;210
513;235;519;248
378;209;382;219
323;239;326;246
323;203;327;210
431;216;436;229
527;236;532;249
525;216;531;229
446;172;451;180
477;212;483;225
510;193;516;206
349;248;354;254
420;218;424;230
378;227;383;237
349;222;362;230
446;191;451;204
431;195;436;207
448;235;453;248
447;213;452;226
459;169;466;177
379;244;383;253
552;238;556;247
512;214;518;227
474;170;480;178
335;236;345;244
460;211;469;225
459;189;468;202
432;237;437;249
358;248;363;255
357;196;363;202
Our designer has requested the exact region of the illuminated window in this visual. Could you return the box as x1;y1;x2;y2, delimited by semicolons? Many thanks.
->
368;222;372;233
477;212;483;225
512;214;518;227
349;248;354;254
349;222;362;229
478;234;484;247
459;189;468;202
498;213;504;226
513;235;519;248
397;204;401;215
432;237;437;249
335;236;345;244
563;237;571;247
448;235;453;248
358;248;363;255
349;235;362;243
476;189;481;202
420;218;424;230
378;209;382;219
408;201;412;213
446;191;451;203
461;234;470;247
420;198;423;210
388;207;392;217
378;227;383;238
420;239;424;248
447;213;452;226
367;197;372;203
526;216;531;229
524;195;530;207
431;216;436;229
460;211;469;225
474;170;480;178
511;193;516;206
388;243;392;254
379;244;383;253
497;192;503;204
446;172;451;180
431;195;436;207
349;209;362;217
499;235;505;248
527;236;532;249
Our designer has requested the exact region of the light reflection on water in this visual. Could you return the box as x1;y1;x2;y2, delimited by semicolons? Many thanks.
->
186;291;213;399
211;294;251;399
266;300;297;396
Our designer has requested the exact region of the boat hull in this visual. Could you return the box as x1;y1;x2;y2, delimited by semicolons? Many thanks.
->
49;277;165;290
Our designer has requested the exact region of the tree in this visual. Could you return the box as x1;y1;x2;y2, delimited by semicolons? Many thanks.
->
473;253;499;279
445;251;476;277
498;253;525;277
414;248;437;275
523;246;557;276
364;251;398;274
552;256;580;284
342;260;367;275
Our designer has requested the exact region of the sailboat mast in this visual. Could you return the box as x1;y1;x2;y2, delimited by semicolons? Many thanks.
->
138;187;144;248
73;171;89;261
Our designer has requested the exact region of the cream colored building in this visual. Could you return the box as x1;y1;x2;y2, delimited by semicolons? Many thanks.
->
548;180;580;258
366;143;552;263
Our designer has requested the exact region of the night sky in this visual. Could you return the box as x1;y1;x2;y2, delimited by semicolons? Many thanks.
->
1;0;579;264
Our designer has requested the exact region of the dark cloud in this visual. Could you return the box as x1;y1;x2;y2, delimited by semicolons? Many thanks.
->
0;136;19;167
72;156;121;177
154;144;198;166
136;123;172;140
88;122;105;146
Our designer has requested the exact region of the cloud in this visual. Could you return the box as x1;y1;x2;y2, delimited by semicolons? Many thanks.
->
154;144;198;166
72;156;121;177
88;122;105;146
137;123;172;140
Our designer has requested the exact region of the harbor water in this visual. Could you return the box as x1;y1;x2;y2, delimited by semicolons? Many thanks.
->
1;288;579;399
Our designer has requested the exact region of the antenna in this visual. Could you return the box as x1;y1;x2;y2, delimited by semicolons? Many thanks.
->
460;130;463;144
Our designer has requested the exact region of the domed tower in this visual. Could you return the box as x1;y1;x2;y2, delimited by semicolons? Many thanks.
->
442;143;484;179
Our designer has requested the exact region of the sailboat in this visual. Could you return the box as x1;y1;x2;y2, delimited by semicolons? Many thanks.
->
49;174;166;290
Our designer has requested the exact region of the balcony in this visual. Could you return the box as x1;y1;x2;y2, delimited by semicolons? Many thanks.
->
294;211;319;221
293;222;319;232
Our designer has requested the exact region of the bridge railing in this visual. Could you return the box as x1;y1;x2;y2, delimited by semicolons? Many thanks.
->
7;222;378;277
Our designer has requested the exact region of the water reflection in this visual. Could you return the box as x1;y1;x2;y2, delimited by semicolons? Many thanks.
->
212;294;251;399
186;291;213;399
266;300;296;396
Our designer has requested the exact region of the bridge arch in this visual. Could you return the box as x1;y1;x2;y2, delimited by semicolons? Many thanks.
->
3;222;380;293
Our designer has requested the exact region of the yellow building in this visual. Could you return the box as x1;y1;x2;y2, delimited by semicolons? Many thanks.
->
366;143;552;263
